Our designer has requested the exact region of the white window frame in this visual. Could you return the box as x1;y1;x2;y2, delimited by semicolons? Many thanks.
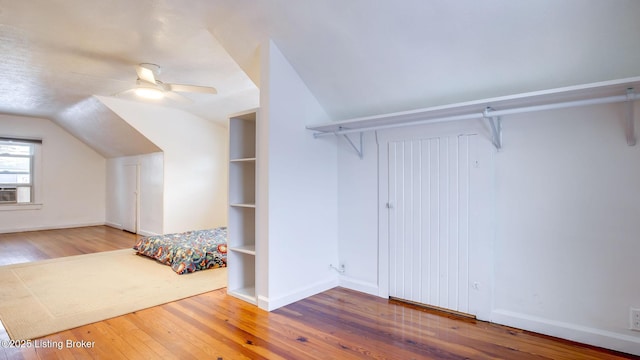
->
0;137;42;211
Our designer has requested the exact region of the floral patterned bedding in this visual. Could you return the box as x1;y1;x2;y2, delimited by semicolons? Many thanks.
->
133;227;227;274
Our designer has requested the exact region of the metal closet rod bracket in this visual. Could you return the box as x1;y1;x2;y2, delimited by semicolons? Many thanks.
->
483;107;502;150
339;127;363;159
312;127;364;158
313;126;364;158
626;88;636;146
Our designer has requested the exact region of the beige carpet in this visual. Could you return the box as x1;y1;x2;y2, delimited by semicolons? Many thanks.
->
0;249;227;340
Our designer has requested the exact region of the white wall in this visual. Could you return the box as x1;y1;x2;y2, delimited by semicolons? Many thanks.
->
97;97;228;234
337;103;640;355
106;153;164;236
491;103;640;355
337;132;379;294
0;114;106;233
258;40;339;310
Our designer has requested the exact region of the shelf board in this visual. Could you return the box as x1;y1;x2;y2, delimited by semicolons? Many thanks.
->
307;76;640;134
228;287;256;304
229;245;256;255
230;203;256;208
230;157;256;162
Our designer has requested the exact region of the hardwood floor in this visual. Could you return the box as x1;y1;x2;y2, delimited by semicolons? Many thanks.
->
0;226;637;359
0;226;140;267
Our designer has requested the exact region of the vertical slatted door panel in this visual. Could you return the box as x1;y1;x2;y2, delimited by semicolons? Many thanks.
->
425;138;440;307
438;137;451;309
409;139;422;303
388;135;474;315
388;141;402;299
457;135;471;314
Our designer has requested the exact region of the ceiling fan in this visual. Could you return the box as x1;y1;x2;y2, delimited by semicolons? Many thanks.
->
120;63;217;101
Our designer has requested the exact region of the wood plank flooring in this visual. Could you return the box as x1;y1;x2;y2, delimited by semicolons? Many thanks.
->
0;226;637;359
0;226;139;267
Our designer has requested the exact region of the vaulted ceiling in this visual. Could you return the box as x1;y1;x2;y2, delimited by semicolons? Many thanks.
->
1;0;639;156
212;0;640;120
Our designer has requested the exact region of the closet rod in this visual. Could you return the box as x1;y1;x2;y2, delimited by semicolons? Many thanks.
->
312;92;639;138
487;94;633;118
318;112;481;137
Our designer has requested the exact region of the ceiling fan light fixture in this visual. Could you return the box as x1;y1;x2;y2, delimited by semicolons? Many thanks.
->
134;86;164;99
122;64;216;101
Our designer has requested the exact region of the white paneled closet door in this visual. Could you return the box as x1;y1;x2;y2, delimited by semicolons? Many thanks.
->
122;164;138;234
388;134;474;315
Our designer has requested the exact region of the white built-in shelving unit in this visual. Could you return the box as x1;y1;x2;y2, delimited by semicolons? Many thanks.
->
227;109;258;305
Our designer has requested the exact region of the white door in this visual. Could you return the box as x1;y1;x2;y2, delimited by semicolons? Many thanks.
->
122;164;138;233
388;134;475;314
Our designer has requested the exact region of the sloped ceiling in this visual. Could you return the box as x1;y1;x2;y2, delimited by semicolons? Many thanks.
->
209;0;640;120
0;0;259;157
56;97;161;157
1;0;639;154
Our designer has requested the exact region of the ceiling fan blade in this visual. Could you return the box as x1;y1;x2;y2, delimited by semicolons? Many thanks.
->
136;65;157;84
167;83;217;94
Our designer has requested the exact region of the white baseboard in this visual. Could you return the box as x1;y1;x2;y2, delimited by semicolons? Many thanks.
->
0;222;106;234
105;223;158;237
258;278;339;311
339;276;380;297
104;222;122;230
137;229;159;237
491;309;640;356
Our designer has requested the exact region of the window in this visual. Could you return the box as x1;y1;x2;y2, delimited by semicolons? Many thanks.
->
0;137;41;204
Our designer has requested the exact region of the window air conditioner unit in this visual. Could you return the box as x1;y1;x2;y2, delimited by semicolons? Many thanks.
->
0;187;17;203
